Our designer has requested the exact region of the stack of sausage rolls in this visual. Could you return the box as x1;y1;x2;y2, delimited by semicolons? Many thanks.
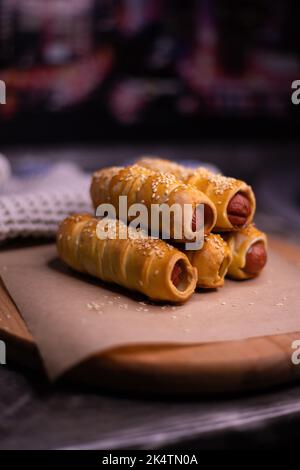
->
57;157;267;303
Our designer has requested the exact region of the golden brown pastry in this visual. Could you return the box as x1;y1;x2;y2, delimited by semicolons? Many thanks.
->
224;224;268;280
91;165;217;242
57;214;197;302
136;157;256;232
185;234;232;288
136;156;189;180
186;169;256;232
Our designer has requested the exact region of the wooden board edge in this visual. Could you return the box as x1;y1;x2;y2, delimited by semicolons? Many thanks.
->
62;333;300;396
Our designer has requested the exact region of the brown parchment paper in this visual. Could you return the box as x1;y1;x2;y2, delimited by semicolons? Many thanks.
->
0;243;300;380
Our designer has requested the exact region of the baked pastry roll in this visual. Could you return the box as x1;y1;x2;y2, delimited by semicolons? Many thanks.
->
186;169;256;232
91;165;217;242
224;224;268;280
136;156;190;180
57;214;197;302
185;234;232;289
136;157;256;232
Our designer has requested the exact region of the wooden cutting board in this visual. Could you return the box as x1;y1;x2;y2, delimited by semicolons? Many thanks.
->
1;237;300;397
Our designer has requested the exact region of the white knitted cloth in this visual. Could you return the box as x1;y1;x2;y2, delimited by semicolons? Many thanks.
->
0;160;92;242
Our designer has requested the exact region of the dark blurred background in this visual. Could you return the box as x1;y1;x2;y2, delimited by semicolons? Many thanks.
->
0;0;300;237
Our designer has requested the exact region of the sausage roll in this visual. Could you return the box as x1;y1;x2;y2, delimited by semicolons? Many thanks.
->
224;224;268;280
136;157;256;232
57;214;197;303
185;234;232;289
91;165;217;242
